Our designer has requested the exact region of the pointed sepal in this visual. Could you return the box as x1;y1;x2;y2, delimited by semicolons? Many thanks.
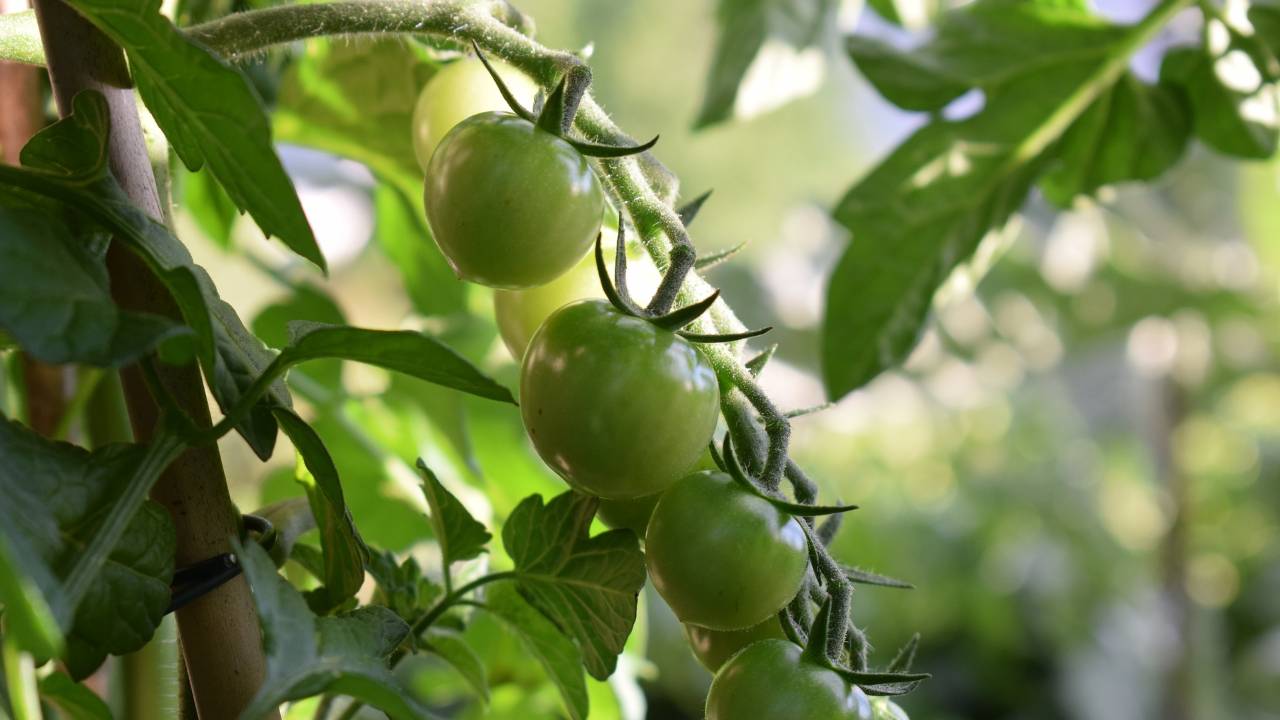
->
677;189;713;227
887;633;920;673
842;565;914;590
695;240;746;271
650;291;720;331
536;75;571;135
471;41;536;123
678;326;773;344
801;594;836;666
745;344;777;376
721;435;858;517
595;232;643;316
570;134;659;158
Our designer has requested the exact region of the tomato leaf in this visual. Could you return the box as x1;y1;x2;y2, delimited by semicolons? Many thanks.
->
480;583;589;720
252;498;315;568
274;409;368;613
0;417;175;679
416;460;491;569
278;322;514;404
825;0;1193;399
0;205;190;367
423;628;490;703
1;92;291;459
234;538;435;719
1161;44;1279;159
38;672;112;720
501;492;645;680
695;0;835;129
0;529;64;660
63;0;324;271
367;550;443;622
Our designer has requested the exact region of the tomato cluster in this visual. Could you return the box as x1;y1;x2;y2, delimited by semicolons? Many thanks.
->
413;54;883;719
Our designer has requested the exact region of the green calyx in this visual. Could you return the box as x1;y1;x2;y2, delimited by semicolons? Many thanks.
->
593;228;772;343
472;41;657;158
720;434;857;518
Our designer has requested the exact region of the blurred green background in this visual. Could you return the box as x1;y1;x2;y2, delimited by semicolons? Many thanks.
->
158;1;1280;718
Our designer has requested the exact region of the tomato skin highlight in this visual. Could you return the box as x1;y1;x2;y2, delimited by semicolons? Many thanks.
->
519;301;720;499
645;471;808;631
706;640;872;720
425;112;604;289
684;617;785;672
411;58;536;174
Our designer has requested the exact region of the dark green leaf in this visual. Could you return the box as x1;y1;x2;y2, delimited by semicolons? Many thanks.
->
1161;45;1278;159
1;92;291;459
65;0;323;270
1040;74;1191;205
38;672;112;719
844;36;968;112
416;460;490;568
279;322;513;404
273;409;367;612
481;583;588;720
824;0;1190;399
0;205;188;367
501;492;645;679
235;539;435;719
367;550;443;622
0;417;174;679
695;0;834;129
423;628;489;703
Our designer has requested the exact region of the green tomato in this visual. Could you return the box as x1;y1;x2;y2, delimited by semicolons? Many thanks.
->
706;640;872;720
596;493;661;536
645;471;808;630
684;617;785;672
493;242;662;361
520;301;719;499
411;58;536;173
596;449;719;536
425;112;604;289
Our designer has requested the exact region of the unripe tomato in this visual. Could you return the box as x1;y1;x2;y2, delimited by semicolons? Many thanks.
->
411;58;536;173
595;449;718;536
520;301;719;499
684;617;785;672
596;493;661;537
425;112;604;288
706;640;872;720
645;471;808;630
493;243;662;361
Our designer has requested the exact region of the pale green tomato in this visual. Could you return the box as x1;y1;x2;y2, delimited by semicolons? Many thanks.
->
684;618;785;672
411;57;537;173
493;242;662;360
872;697;910;720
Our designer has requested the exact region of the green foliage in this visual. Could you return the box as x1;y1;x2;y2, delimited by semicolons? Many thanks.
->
235;539;433;719
0;417;173;679
697;0;834;128
502;492;646;680
481;583;590;720
416;460;491;573
63;0;324;270
0;207;187;367
824;0;1202;399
